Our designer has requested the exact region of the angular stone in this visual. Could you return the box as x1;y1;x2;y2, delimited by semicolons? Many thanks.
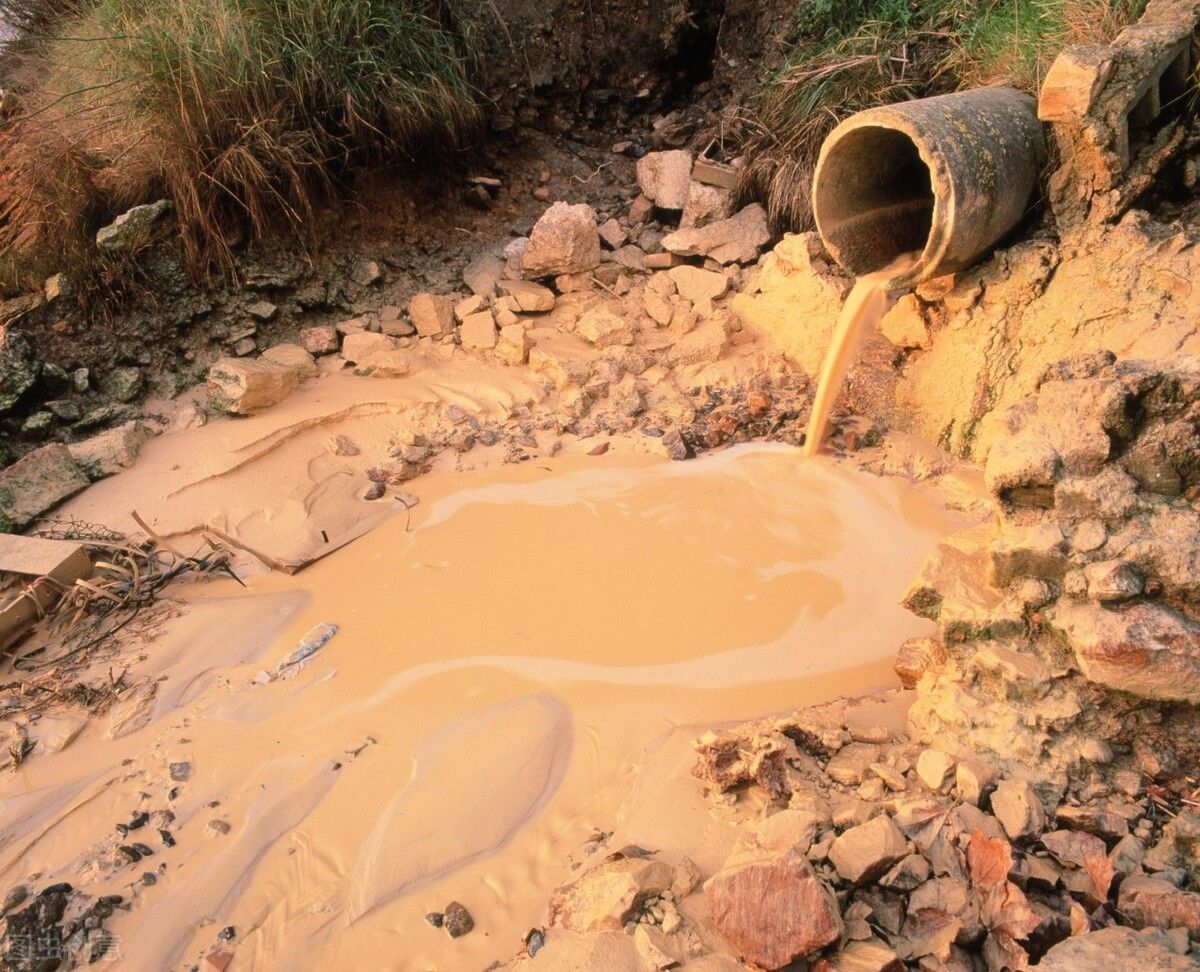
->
916;750;956;792
705;849;842;969
207;357;299;415
497;324;530;365
991;779;1046;840
879;854;931;891
757;808;820;853
894;637;949;689
460;310;497;350
463;253;505;296
597;218;627;250
880;293;931;350
1038;46;1115;121
1053;600;1200;703
661;204;770;265
497;279;555;312
668;265;728;308
102;366;144;403
246;299;277;321
1144;811;1200;882
0;327;40;416
1037;925;1194;971
829;815;907;884
577;307;634;348
69;421;154;480
522;202;601;278
1084;560;1142;602
0;444;90;531
1120;875;1200;935
681;182;733;229
1056;804;1129;841
635;150;693;210
692;159;739;191
341;332;397;364
548;857;673;932
988;523;1067;585
408;293;456;337
955;758;999;807
826;743;881;786
96;199;171;253
261;343;318;381
299;325;339;356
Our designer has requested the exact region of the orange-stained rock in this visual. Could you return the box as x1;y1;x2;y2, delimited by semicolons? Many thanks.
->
705;849;842;969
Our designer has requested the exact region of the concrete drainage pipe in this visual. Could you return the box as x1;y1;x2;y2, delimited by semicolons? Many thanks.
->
812;86;1045;284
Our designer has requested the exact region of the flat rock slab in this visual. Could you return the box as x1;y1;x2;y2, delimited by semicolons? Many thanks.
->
0;443;90;531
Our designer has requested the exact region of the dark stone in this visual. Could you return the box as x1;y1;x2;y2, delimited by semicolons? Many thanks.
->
425;912;444;928
442;901;474;938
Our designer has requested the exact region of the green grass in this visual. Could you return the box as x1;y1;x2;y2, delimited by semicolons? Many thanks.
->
0;0;479;277
741;0;1146;231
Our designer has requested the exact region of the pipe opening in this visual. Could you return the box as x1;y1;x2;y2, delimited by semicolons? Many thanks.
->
813;126;935;276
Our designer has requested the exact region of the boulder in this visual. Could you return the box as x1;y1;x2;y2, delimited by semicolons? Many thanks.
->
261;343;318;380
408;293;456;337
1052;600;1200;703
95;199;171;253
661;204;770;265
705;849;842;969
522;202;601;278
68;421;154;480
1119;875;1200;935
548;857;673;932
463;252;505;296
341;332;397;364
635;150;693;210
829;815;907;884
0;443;90;531
1037;926;1194;971
207;357;299;415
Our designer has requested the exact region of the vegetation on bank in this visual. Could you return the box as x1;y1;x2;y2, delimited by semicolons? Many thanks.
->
741;0;1148;230
0;0;478;286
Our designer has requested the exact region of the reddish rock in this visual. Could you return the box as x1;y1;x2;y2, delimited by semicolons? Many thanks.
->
706;849;842;970
1119;875;1200;936
894;637;949;689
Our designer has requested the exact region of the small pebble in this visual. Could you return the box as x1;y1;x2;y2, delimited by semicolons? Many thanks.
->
425;911;444;928
442;901;474;938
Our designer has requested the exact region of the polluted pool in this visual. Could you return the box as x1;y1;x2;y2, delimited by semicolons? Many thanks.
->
0;444;965;970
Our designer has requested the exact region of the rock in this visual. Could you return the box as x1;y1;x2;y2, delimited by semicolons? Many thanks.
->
880;293;931;350
299;325;339;356
635;150;693;210
522;202;601;278
95;199;171;253
71;367;89;393
0;328;40;416
879;854;932;891
1144;811;1200;882
988;523;1067;585
497;324;530;365
463;253;505;296
442;901;473;938
549;857;673;932
169;761;191;782
460;310;498;350
681;182;733;229
1083;560;1142;602
954;758;999;806
32;715;88;755
826;743;881;786
44;272;72;303
705;849;842;969
261;343;318;381
1052;600;1200;703
1037;926;1195;971
378;305;413;337
0;443;90;531
408;292;456;337
661;204;770;265
69;421;154;480
984;434;1060;504
991;779;1046;840
245;300;277;321
1120;875;1200;935
916;750;956;791
667;320;727;366
101;367;144;403
351;259;382;287
577;307;634;348
207;357;299;415
1055;804;1129;841
829;815;907;884
819;937;904;972
498;279;555;312
668;265;728;308
758;808;820;853
597;219;627;250
340;332;396;364
20;412;54;439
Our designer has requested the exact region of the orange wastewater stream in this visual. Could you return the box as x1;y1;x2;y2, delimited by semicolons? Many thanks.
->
0;443;966;970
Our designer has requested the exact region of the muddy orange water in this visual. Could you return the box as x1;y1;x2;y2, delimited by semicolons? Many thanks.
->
803;253;918;457
0;444;965;970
